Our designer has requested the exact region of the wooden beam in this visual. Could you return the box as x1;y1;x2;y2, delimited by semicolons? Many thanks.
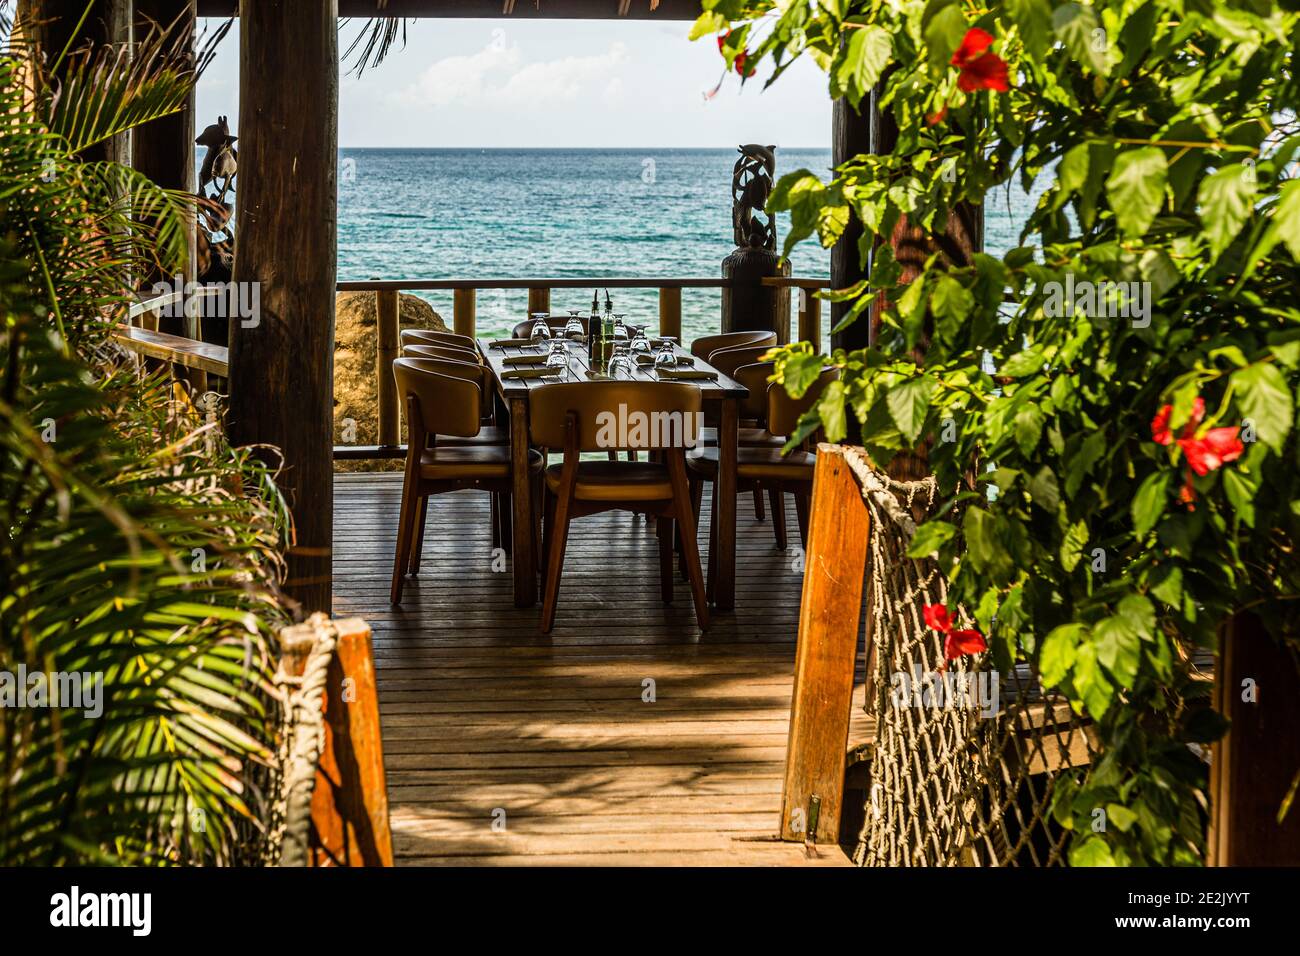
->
132;0;198;338
830;95;871;355
1209;611;1300;865
527;286;550;320
658;286;681;340
198;0;704;19
309;617;394;867
452;287;476;337
113;322;229;376
375;289;400;447
228;0;338;615
781;444;869;845
797;287;821;352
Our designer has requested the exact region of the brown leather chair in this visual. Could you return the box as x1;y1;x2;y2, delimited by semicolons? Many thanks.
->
401;341;481;365
390;358;542;605
689;329;777;363
393;351;506;442
530;381;708;633
688;366;838;595
697;340;782;521
401;328;477;351
707;343;776;377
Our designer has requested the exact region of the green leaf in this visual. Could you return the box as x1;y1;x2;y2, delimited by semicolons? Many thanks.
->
1106;147;1168;238
1131;471;1168;538
1070;837;1116;867
816;379;848;443
886;376;933;444
1001;347;1046;378
835;25;893;106
1060;517;1089;571
1053;2;1109;76
1233;362;1293;454
924;4;968;70
1094;615;1141;686
1040;623;1084;686
1273;179;1300;260
907;519;957;558
1027;466;1060;511
1198;164;1256;259
1006;0;1054;57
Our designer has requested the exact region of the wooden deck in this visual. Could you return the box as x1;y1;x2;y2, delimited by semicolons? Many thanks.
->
332;472;866;866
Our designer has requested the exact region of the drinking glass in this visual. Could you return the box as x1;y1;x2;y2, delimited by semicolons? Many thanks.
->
629;327;652;360
607;343;633;379
563;316;584;340
612;314;628;341
653;336;678;370
546;341;569;375
529;316;551;345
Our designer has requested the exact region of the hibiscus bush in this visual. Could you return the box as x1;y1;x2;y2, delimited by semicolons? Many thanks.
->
697;0;1300;864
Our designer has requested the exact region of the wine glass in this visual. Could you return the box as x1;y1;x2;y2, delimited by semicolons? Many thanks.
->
607;343;633;379
563;315;584;341
629;327;652;361
612;314;629;341
529;315;551;345
546;340;569;375
653;336;678;371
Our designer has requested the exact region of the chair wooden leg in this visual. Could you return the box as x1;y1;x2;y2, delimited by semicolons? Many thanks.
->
705;479;719;605
657;517;674;604
668;455;709;630
794;490;810;548
540;489;574;634
408;495;428;575
753;488;766;521
769;488;788;550
490;492;500;550
680;476;704;580
500;489;513;557
541;491;555;579
390;476;419;606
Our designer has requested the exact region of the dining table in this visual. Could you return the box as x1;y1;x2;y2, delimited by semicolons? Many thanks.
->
478;335;749;612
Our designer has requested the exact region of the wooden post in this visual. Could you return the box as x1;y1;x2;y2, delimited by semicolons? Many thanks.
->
658;286;681;340
228;0;338;615
453;287;476;338
830;95;872;355
798;286;821;352
374;289;399;447
781;444;870;845
1209;611;1300;865
309;617;394;867
527;286;550;319
133;0;197;338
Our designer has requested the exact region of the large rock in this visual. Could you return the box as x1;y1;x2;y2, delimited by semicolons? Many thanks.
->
334;291;448;468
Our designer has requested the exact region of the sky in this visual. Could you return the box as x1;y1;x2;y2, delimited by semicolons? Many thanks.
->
196;17;832;149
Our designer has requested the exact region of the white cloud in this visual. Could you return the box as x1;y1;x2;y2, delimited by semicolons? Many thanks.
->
396;40;628;108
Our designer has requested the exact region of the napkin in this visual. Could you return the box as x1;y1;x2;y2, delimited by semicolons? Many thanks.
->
503;354;547;365
489;338;536;348
501;367;555;380
656;368;717;381
635;354;694;367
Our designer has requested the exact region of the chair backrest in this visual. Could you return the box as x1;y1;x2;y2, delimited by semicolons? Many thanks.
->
393;358;482;439
511;316;590;340
732;361;775;422
690;329;777;362
708;343;776;378
400;328;476;350
395;351;488;390
529;382;702;452
401;341;481;365
768;366;840;438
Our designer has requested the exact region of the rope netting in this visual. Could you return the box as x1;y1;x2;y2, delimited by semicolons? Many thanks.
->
842;447;1099;867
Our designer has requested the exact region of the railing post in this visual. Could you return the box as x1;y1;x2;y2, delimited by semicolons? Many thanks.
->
798;286;822;353
375;290;399;447
527;287;550;319
781;444;869;845
658;286;681;340
453;287;476;338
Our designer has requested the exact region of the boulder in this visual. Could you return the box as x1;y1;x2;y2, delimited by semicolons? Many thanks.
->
334;291;448;469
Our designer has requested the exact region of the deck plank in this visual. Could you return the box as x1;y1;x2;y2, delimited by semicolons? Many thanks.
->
333;472;861;866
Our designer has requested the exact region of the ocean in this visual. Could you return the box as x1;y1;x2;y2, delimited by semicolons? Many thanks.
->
336;147;1035;343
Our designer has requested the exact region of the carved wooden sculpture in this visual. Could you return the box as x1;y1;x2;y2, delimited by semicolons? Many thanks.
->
721;144;788;336
732;143;777;250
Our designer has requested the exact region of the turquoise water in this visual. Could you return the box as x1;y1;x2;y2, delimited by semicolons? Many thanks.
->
336;148;1033;343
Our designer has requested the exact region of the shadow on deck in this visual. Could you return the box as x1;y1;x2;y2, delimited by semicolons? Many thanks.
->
332;472;863;866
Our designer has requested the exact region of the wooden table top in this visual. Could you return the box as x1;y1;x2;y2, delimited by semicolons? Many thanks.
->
477;337;748;401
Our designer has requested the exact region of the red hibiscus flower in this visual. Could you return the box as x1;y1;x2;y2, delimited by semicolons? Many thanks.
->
951;28;1010;93
922;603;987;666
717;31;752;77
1151;397;1205;445
1178;427;1245;476
926;106;949;126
